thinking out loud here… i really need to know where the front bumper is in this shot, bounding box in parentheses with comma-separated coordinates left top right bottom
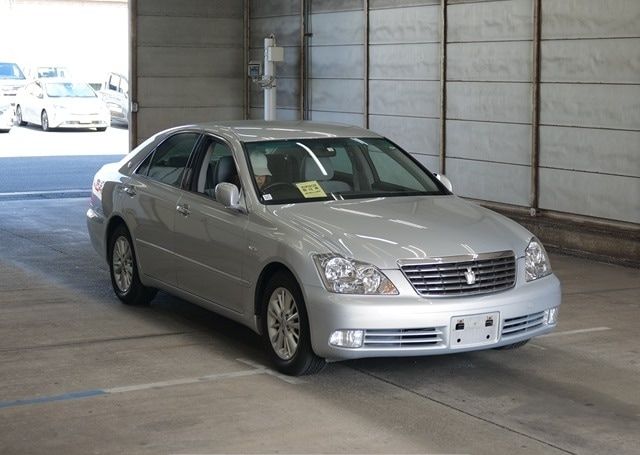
(304, 269, 561, 360)
(50, 111, 109, 129)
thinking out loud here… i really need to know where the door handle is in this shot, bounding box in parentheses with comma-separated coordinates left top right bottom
(121, 185, 136, 196)
(176, 204, 191, 217)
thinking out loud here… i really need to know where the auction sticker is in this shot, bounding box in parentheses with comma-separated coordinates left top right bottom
(295, 181, 327, 198)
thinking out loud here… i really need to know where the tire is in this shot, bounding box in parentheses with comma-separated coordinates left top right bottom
(97, 127, 107, 132)
(495, 339, 530, 350)
(261, 271, 325, 376)
(41, 110, 49, 131)
(108, 224, 156, 305)
(15, 105, 26, 126)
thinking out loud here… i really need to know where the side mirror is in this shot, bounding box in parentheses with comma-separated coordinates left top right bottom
(215, 182, 244, 212)
(434, 173, 453, 193)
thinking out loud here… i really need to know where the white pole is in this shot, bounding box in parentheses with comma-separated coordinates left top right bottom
(264, 36, 276, 121)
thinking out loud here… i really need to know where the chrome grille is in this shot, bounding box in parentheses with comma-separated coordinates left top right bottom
(399, 251, 516, 297)
(501, 311, 545, 337)
(364, 328, 444, 348)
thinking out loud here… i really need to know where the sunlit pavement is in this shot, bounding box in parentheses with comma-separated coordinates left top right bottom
(0, 123, 129, 157)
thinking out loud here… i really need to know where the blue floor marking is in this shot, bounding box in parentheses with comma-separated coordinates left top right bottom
(0, 389, 108, 410)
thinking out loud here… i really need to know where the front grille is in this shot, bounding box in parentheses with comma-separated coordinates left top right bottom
(399, 251, 516, 297)
(364, 328, 444, 348)
(501, 311, 545, 337)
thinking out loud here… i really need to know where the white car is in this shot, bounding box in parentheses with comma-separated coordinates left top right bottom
(0, 94, 13, 133)
(15, 79, 110, 131)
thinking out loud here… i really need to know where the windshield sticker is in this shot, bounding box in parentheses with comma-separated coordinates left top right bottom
(295, 181, 327, 199)
(263, 194, 273, 201)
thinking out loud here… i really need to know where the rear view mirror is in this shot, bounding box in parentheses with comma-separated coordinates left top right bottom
(215, 182, 244, 212)
(435, 173, 453, 193)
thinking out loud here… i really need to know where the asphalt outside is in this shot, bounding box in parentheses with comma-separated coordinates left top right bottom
(0, 126, 639, 454)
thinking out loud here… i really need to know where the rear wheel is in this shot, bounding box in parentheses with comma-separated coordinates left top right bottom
(108, 225, 156, 305)
(41, 110, 49, 131)
(15, 105, 26, 126)
(261, 271, 325, 376)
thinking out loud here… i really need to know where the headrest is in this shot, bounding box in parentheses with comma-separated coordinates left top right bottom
(304, 156, 334, 181)
(250, 152, 272, 176)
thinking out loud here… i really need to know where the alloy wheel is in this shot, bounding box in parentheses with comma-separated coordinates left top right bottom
(266, 287, 301, 360)
(112, 236, 134, 293)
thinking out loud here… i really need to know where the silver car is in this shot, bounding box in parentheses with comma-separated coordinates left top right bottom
(87, 121, 561, 375)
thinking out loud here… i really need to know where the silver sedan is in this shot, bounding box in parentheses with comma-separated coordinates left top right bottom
(87, 121, 561, 375)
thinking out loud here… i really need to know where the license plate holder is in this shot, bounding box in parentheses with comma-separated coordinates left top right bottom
(450, 312, 499, 348)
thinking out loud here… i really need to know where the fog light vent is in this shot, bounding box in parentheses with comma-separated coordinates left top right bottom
(329, 330, 364, 348)
(544, 307, 559, 325)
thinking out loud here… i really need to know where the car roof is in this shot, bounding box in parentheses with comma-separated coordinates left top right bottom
(199, 121, 383, 143)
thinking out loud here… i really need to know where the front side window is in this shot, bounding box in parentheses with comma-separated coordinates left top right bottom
(0, 62, 25, 79)
(196, 139, 238, 198)
(244, 137, 445, 204)
(139, 133, 200, 187)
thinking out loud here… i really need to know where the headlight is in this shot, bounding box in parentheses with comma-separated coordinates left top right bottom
(313, 254, 398, 295)
(525, 237, 551, 282)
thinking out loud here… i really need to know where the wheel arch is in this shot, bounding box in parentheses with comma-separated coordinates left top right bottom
(105, 215, 128, 259)
(254, 261, 299, 319)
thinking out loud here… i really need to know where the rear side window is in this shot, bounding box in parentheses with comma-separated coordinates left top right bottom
(138, 133, 200, 187)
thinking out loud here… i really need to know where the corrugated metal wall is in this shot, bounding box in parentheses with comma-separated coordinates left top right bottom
(134, 0, 244, 142)
(132, 0, 638, 226)
(248, 0, 639, 225)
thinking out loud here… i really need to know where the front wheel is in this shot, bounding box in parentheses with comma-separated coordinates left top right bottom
(261, 271, 325, 376)
(41, 110, 50, 131)
(108, 225, 156, 305)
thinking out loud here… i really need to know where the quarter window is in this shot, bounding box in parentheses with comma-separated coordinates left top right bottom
(140, 133, 199, 187)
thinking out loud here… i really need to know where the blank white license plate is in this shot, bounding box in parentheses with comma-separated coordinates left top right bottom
(450, 312, 499, 348)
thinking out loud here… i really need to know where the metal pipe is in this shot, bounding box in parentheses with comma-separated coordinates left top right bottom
(439, 0, 447, 175)
(264, 36, 276, 121)
(363, 0, 369, 128)
(243, 0, 250, 120)
(530, 0, 542, 215)
(300, 0, 306, 120)
(128, 0, 138, 149)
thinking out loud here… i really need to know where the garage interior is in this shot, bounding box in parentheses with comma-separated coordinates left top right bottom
(1, 0, 639, 454)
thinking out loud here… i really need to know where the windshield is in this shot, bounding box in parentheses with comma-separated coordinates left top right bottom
(244, 137, 447, 204)
(0, 62, 25, 80)
(45, 82, 96, 98)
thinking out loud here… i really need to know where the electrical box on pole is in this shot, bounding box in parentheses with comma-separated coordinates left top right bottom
(248, 34, 283, 121)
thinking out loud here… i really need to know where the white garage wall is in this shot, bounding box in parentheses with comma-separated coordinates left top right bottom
(134, 0, 245, 142)
(538, 0, 640, 224)
(368, 0, 441, 170)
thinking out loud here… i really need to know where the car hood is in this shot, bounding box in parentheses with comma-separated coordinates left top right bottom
(49, 97, 105, 112)
(270, 195, 533, 269)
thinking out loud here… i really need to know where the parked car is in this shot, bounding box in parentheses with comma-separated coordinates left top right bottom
(87, 121, 561, 375)
(25, 65, 71, 79)
(15, 78, 110, 131)
(0, 61, 27, 105)
(98, 72, 129, 126)
(0, 93, 13, 133)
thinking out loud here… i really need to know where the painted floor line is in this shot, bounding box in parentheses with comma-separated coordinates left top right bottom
(539, 326, 611, 338)
(0, 389, 107, 410)
(0, 366, 275, 411)
(236, 358, 305, 385)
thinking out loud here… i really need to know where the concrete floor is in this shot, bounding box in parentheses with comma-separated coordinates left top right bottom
(0, 198, 638, 455)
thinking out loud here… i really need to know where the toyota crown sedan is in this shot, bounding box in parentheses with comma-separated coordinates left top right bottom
(87, 121, 561, 375)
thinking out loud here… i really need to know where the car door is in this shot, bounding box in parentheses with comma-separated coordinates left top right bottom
(118, 131, 201, 287)
(173, 136, 249, 313)
(22, 82, 39, 123)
